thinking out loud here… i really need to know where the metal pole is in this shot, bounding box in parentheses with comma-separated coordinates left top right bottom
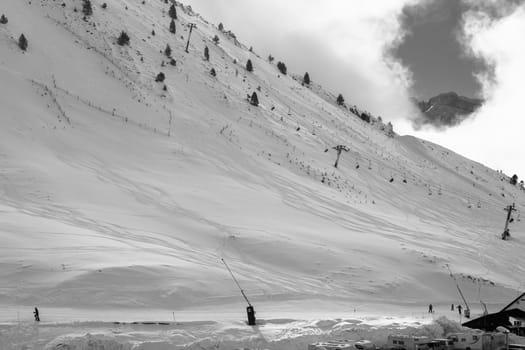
(502, 203, 516, 239)
(221, 258, 251, 306)
(447, 264, 470, 316)
(168, 112, 172, 137)
(185, 23, 194, 53)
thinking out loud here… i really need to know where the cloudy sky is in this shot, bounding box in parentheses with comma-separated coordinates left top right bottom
(185, 0, 525, 180)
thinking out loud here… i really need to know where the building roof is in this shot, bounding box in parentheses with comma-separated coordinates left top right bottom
(501, 292, 525, 312)
(463, 309, 525, 331)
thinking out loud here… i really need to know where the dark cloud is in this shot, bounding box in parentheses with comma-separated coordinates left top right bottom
(388, 0, 493, 129)
(464, 0, 525, 19)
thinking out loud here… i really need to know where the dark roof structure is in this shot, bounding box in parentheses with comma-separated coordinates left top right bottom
(463, 292, 525, 333)
(463, 309, 525, 331)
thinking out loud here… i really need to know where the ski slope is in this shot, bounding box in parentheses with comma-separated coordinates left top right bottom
(0, 0, 525, 348)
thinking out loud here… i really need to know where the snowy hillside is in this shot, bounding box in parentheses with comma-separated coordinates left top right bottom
(1, 0, 524, 334)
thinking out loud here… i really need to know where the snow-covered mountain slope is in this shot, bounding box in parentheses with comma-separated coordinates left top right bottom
(0, 0, 524, 319)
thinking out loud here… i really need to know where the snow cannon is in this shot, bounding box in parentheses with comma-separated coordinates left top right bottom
(247, 305, 256, 326)
(221, 258, 257, 326)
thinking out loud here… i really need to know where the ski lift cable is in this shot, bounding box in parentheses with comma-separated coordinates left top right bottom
(446, 264, 470, 312)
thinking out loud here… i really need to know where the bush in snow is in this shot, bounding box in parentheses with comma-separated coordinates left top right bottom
(169, 19, 176, 33)
(360, 112, 370, 123)
(18, 34, 28, 51)
(210, 68, 216, 77)
(246, 59, 253, 72)
(164, 44, 172, 57)
(212, 35, 219, 45)
(218, 22, 224, 31)
(155, 72, 166, 82)
(101, 3, 107, 9)
(277, 61, 287, 75)
(117, 31, 130, 46)
(510, 174, 518, 185)
(0, 14, 8, 24)
(336, 93, 344, 106)
(268, 54, 274, 63)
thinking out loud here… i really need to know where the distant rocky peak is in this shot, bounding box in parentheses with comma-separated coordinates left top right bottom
(414, 92, 483, 128)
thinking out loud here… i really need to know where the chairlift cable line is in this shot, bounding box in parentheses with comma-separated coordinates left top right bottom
(446, 263, 470, 316)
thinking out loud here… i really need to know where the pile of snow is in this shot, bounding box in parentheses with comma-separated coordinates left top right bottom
(1, 317, 467, 350)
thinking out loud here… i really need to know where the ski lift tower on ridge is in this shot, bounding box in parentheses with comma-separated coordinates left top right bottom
(185, 22, 196, 53)
(501, 203, 516, 240)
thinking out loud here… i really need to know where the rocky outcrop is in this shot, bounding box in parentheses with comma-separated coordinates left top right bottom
(415, 92, 483, 127)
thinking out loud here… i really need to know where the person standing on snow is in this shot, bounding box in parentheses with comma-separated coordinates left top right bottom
(34, 307, 40, 321)
(428, 304, 433, 313)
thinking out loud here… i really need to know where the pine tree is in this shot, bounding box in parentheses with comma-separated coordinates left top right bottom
(82, 0, 93, 16)
(117, 31, 130, 46)
(303, 72, 310, 85)
(385, 122, 395, 137)
(165, 44, 172, 57)
(18, 34, 28, 51)
(250, 92, 259, 106)
(218, 22, 224, 31)
(277, 61, 287, 75)
(268, 54, 274, 63)
(168, 4, 177, 19)
(336, 94, 345, 106)
(0, 14, 8, 24)
(169, 19, 176, 33)
(204, 46, 209, 61)
(246, 59, 253, 72)
(511, 174, 519, 185)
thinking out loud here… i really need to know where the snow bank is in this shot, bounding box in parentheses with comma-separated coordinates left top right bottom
(46, 334, 134, 350)
(27, 317, 466, 350)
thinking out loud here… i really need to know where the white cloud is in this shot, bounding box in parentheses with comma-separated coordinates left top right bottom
(398, 3, 525, 178)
